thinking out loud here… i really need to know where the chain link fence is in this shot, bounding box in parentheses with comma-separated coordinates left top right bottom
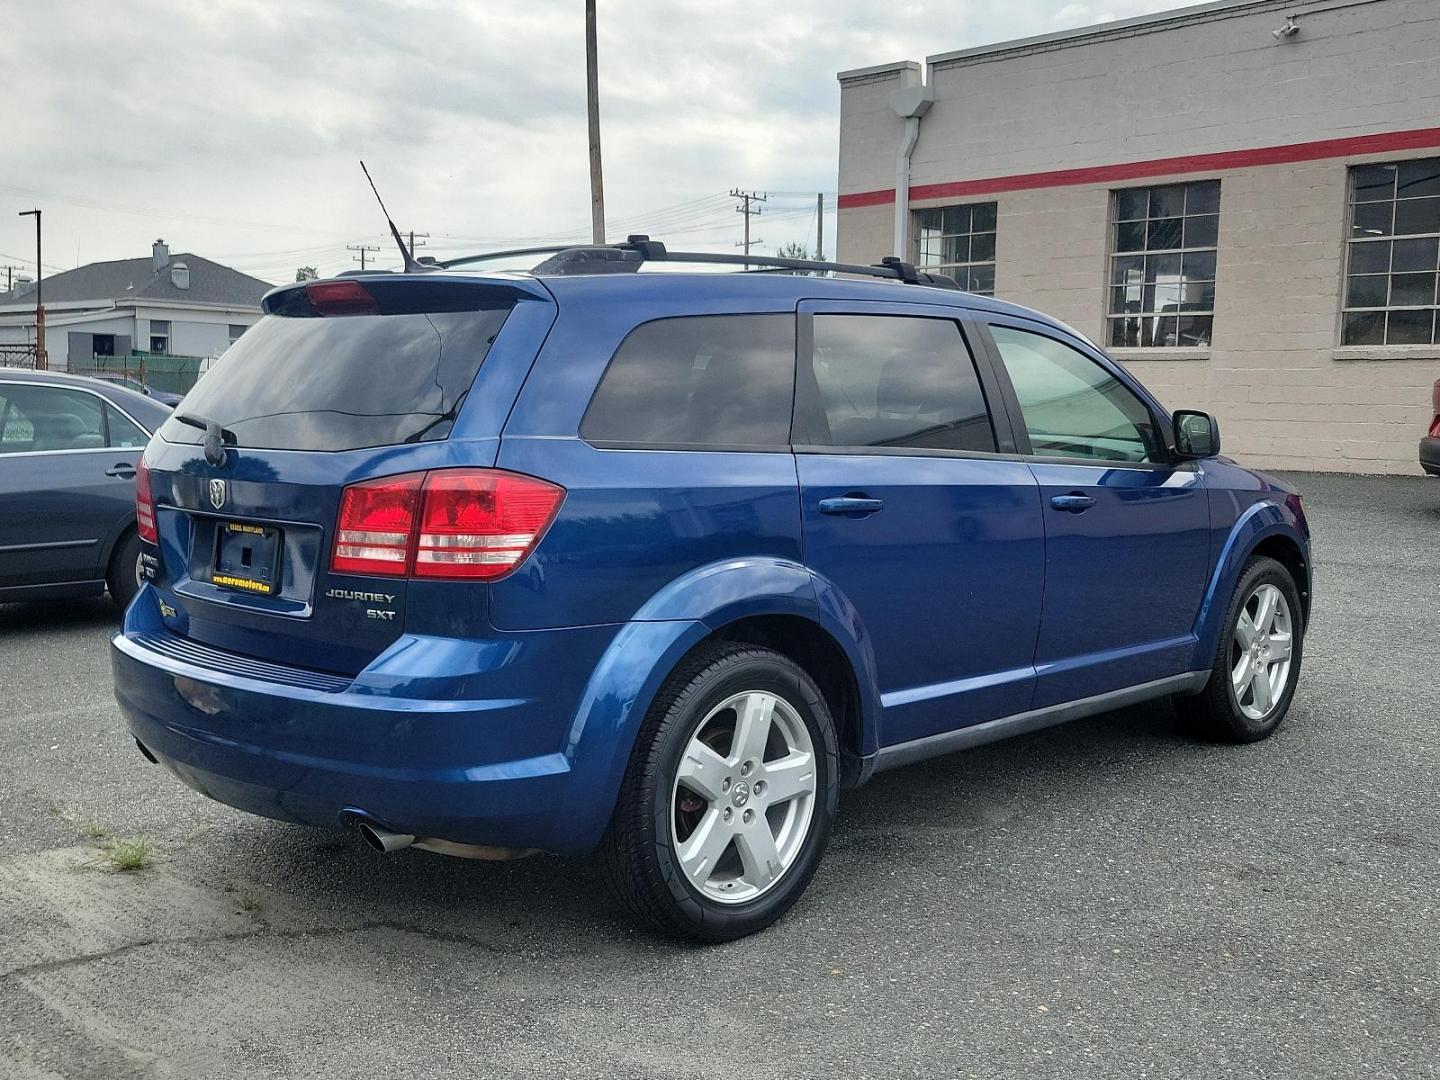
(66, 353, 207, 396)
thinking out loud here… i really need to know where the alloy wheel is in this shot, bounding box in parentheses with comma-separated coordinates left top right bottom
(669, 690, 817, 904)
(1230, 583, 1294, 721)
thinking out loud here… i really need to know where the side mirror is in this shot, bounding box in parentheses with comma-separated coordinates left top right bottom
(1173, 409, 1221, 459)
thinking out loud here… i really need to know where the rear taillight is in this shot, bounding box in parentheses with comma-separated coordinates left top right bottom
(415, 470, 565, 580)
(135, 457, 158, 543)
(329, 469, 563, 581)
(331, 472, 424, 577)
(1430, 379, 1440, 437)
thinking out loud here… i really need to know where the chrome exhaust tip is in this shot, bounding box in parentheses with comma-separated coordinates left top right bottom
(356, 821, 415, 854)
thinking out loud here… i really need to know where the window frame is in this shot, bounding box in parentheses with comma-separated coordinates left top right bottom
(1104, 179, 1221, 351)
(973, 315, 1182, 471)
(911, 202, 999, 296)
(0, 379, 154, 458)
(578, 312, 799, 454)
(791, 300, 1020, 460)
(1339, 156, 1440, 348)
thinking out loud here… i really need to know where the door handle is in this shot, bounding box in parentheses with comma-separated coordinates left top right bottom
(819, 495, 885, 516)
(105, 464, 137, 479)
(1049, 493, 1096, 513)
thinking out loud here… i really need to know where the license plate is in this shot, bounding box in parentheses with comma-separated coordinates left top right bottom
(211, 522, 282, 596)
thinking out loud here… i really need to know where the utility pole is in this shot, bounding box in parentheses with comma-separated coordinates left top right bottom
(0, 265, 20, 293)
(731, 190, 767, 268)
(347, 243, 381, 270)
(585, 0, 606, 244)
(407, 231, 429, 255)
(815, 193, 825, 262)
(17, 209, 45, 370)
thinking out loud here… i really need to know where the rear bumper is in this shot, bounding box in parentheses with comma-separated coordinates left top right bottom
(1421, 436, 1440, 477)
(111, 588, 651, 854)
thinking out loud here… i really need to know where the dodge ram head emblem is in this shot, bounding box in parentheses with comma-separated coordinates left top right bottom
(209, 478, 227, 510)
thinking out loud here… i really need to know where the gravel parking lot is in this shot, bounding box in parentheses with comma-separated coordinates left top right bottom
(2, 471, 1437, 1080)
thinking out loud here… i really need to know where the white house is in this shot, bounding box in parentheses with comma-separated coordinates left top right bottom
(0, 240, 272, 371)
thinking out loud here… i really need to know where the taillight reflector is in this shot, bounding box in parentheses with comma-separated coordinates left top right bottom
(135, 457, 158, 544)
(305, 279, 378, 317)
(331, 473, 424, 577)
(329, 469, 564, 581)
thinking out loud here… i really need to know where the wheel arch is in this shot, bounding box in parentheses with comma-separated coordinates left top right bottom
(1194, 500, 1311, 663)
(560, 558, 885, 850)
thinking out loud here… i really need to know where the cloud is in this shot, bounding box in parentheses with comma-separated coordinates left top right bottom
(0, 0, 1186, 281)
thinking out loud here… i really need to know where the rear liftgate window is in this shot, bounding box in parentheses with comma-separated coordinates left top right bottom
(158, 280, 514, 452)
(581, 314, 795, 450)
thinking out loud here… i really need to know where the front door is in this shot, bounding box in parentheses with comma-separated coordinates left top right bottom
(981, 320, 1211, 708)
(793, 302, 1044, 748)
(0, 381, 143, 590)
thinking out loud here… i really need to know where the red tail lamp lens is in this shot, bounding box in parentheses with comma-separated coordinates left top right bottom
(329, 469, 564, 581)
(135, 457, 158, 544)
(331, 472, 423, 576)
(414, 470, 565, 580)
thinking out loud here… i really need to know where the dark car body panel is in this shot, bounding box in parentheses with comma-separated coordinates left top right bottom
(0, 370, 170, 602)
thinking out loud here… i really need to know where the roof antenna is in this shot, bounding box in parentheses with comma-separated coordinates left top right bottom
(359, 161, 424, 273)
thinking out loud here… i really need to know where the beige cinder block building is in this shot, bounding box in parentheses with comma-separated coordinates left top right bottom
(836, 0, 1440, 474)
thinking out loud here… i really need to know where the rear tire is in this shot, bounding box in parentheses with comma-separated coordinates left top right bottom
(106, 529, 144, 610)
(600, 642, 839, 942)
(1175, 555, 1304, 743)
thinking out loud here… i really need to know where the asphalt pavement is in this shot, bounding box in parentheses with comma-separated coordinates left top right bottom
(1, 471, 1437, 1079)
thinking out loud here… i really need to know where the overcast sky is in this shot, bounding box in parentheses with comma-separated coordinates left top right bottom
(1, 0, 1184, 285)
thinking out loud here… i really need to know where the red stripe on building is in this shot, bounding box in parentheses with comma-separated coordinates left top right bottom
(837, 126, 1440, 209)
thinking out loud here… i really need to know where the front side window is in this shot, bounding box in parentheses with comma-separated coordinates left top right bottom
(581, 314, 795, 450)
(1342, 158, 1440, 345)
(913, 203, 997, 295)
(991, 325, 1162, 463)
(0, 384, 106, 453)
(1107, 180, 1219, 348)
(799, 315, 996, 453)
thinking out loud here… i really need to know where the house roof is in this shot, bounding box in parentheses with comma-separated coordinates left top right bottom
(0, 253, 272, 310)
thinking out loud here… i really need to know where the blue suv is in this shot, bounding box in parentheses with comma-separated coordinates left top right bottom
(111, 242, 1310, 940)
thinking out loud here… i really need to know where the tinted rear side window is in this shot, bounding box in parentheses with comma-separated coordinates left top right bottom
(799, 315, 996, 452)
(159, 306, 511, 452)
(581, 314, 795, 450)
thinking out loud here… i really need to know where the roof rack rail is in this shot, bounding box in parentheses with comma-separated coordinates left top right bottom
(433, 235, 960, 289)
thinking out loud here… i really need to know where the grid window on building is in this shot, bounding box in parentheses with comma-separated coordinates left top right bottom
(1342, 158, 1440, 346)
(914, 203, 997, 295)
(1106, 180, 1219, 348)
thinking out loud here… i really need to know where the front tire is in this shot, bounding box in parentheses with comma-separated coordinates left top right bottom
(106, 529, 144, 610)
(1176, 555, 1304, 742)
(600, 642, 839, 942)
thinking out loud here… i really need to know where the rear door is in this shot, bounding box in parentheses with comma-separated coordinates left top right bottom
(979, 318, 1210, 707)
(141, 276, 554, 675)
(793, 301, 1044, 748)
(0, 381, 142, 590)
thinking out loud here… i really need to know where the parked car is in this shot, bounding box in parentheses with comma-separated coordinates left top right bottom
(86, 372, 185, 408)
(1422, 377, 1440, 477)
(0, 370, 172, 607)
(111, 247, 1311, 941)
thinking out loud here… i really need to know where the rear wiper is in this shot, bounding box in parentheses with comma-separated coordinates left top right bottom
(174, 412, 237, 466)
